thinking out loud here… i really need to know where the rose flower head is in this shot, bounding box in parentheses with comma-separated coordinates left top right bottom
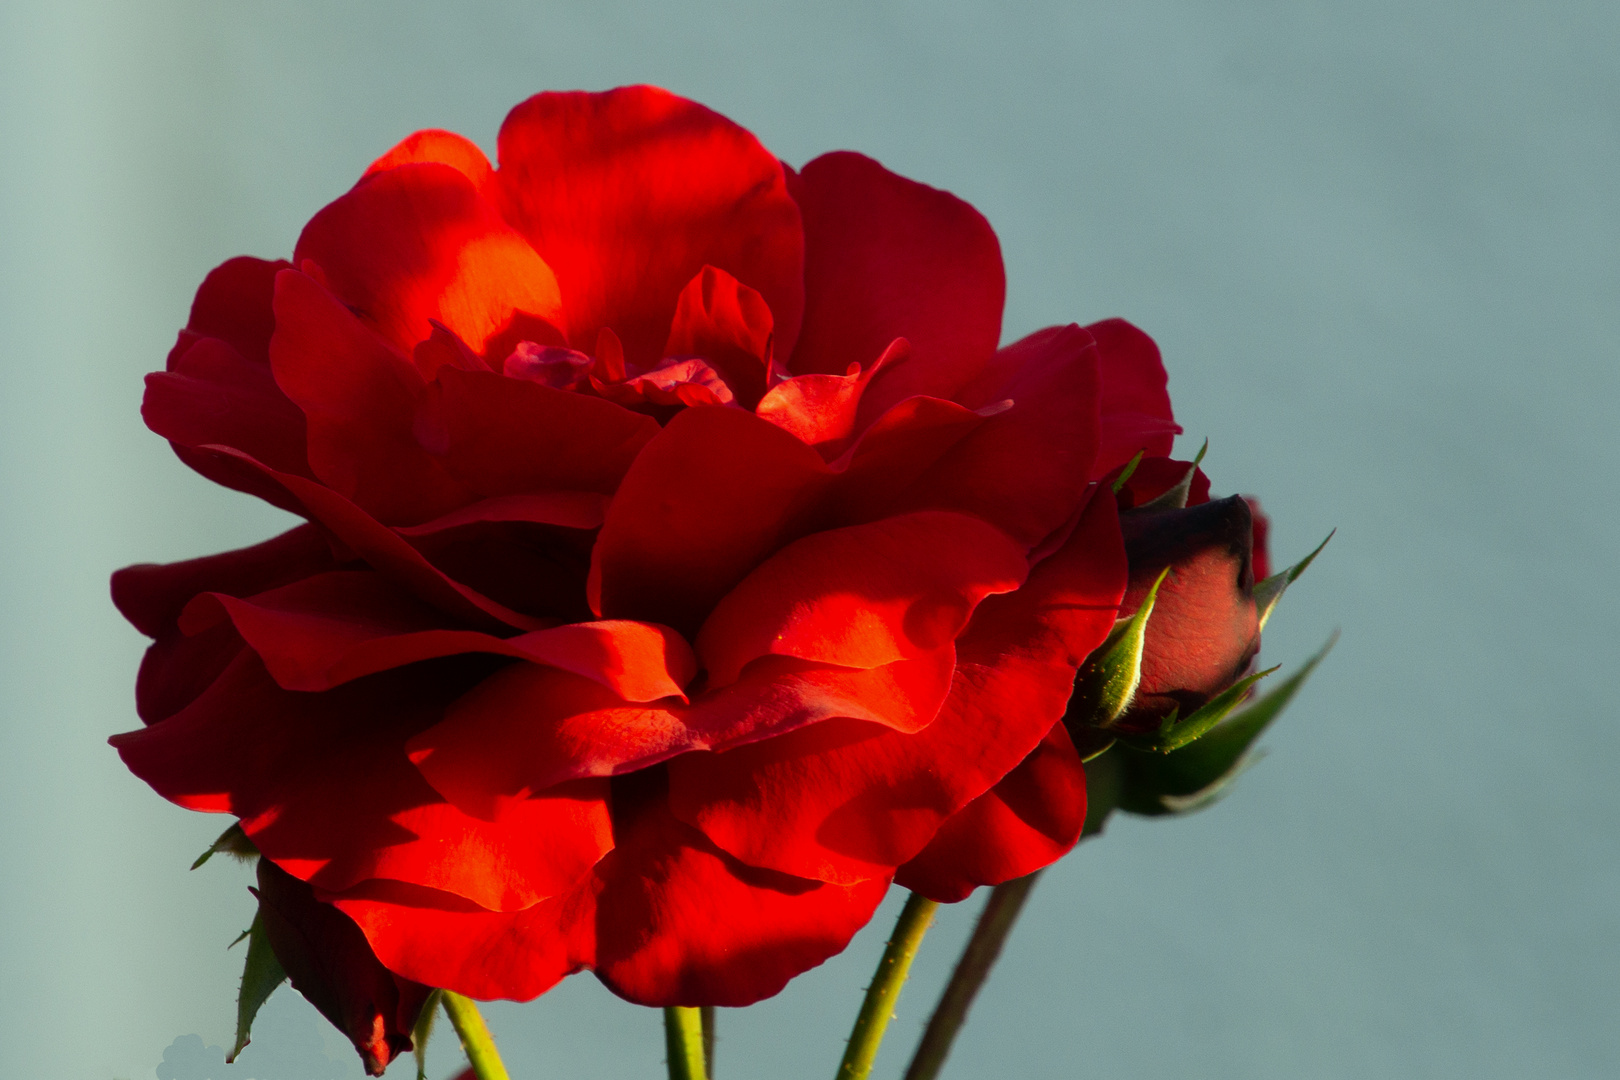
(111, 86, 1249, 1065)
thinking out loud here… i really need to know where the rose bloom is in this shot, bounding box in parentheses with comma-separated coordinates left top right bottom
(112, 86, 1213, 1037)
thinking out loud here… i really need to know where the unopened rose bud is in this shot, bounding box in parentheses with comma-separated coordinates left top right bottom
(253, 859, 434, 1076)
(1110, 493, 1262, 735)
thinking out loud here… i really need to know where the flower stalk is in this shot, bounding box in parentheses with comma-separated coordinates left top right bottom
(837, 891, 939, 1080)
(665, 1006, 709, 1080)
(441, 991, 511, 1080)
(903, 871, 1042, 1080)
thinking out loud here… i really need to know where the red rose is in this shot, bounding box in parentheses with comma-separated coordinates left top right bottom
(112, 86, 1183, 1011)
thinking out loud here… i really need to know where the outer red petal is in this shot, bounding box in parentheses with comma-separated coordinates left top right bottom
(695, 510, 1026, 686)
(255, 859, 432, 1077)
(113, 526, 338, 723)
(333, 877, 592, 1003)
(407, 649, 956, 815)
(332, 779, 888, 1008)
(898, 324, 1102, 547)
(789, 152, 1004, 418)
(667, 489, 1127, 885)
(894, 722, 1086, 903)
(296, 162, 563, 357)
(269, 270, 473, 524)
(111, 653, 612, 911)
(1088, 317, 1181, 475)
(177, 255, 291, 366)
(184, 445, 547, 633)
(591, 777, 889, 1007)
(494, 86, 804, 369)
(589, 405, 830, 632)
(184, 572, 692, 698)
(146, 337, 312, 479)
(363, 129, 495, 194)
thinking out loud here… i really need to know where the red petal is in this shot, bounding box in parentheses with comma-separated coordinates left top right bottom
(333, 876, 592, 1003)
(407, 649, 955, 815)
(364, 129, 494, 193)
(591, 778, 889, 1007)
(894, 722, 1086, 903)
(789, 152, 1004, 418)
(695, 510, 1026, 686)
(1088, 318, 1181, 475)
(111, 653, 612, 911)
(423, 367, 659, 497)
(145, 337, 312, 478)
(1117, 495, 1260, 731)
(589, 406, 830, 632)
(184, 445, 547, 632)
(254, 859, 432, 1076)
(756, 338, 906, 457)
(667, 488, 1125, 884)
(494, 86, 804, 369)
(897, 324, 1102, 547)
(112, 524, 334, 638)
(178, 256, 291, 366)
(296, 162, 563, 357)
(186, 572, 693, 697)
(332, 779, 887, 1007)
(664, 265, 775, 408)
(825, 395, 986, 525)
(269, 269, 473, 524)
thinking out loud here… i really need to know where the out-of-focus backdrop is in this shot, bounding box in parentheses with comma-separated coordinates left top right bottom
(3, 2, 1615, 1077)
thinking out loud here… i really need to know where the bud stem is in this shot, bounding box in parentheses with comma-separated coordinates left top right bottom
(665, 1006, 709, 1080)
(902, 871, 1043, 1080)
(837, 891, 939, 1080)
(442, 991, 511, 1080)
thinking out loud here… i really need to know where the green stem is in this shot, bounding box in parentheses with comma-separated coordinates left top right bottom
(902, 871, 1043, 1080)
(700, 1005, 716, 1076)
(837, 891, 939, 1080)
(441, 991, 511, 1080)
(665, 1006, 709, 1080)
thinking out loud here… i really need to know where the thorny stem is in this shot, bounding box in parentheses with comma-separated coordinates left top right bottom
(836, 891, 939, 1080)
(441, 991, 511, 1080)
(902, 871, 1043, 1080)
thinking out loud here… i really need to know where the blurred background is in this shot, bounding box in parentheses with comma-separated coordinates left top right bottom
(2, 2, 1615, 1077)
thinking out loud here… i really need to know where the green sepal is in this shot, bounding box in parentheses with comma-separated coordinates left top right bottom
(1254, 529, 1335, 632)
(413, 988, 445, 1080)
(228, 910, 287, 1063)
(1069, 568, 1170, 728)
(1134, 439, 1208, 512)
(1117, 632, 1335, 816)
(192, 822, 258, 870)
(1110, 450, 1146, 494)
(1119, 665, 1281, 754)
(1080, 634, 1334, 837)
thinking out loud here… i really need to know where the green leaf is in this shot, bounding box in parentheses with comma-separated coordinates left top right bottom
(1115, 632, 1336, 817)
(192, 822, 258, 870)
(1254, 529, 1335, 632)
(1120, 665, 1281, 754)
(1110, 450, 1146, 494)
(413, 988, 445, 1080)
(228, 911, 287, 1063)
(1069, 568, 1170, 728)
(1134, 439, 1208, 512)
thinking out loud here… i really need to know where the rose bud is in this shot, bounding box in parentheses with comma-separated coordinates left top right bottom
(253, 858, 433, 1076)
(1109, 492, 1263, 735)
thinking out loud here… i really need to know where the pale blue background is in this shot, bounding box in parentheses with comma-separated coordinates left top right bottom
(2, 2, 1615, 1077)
